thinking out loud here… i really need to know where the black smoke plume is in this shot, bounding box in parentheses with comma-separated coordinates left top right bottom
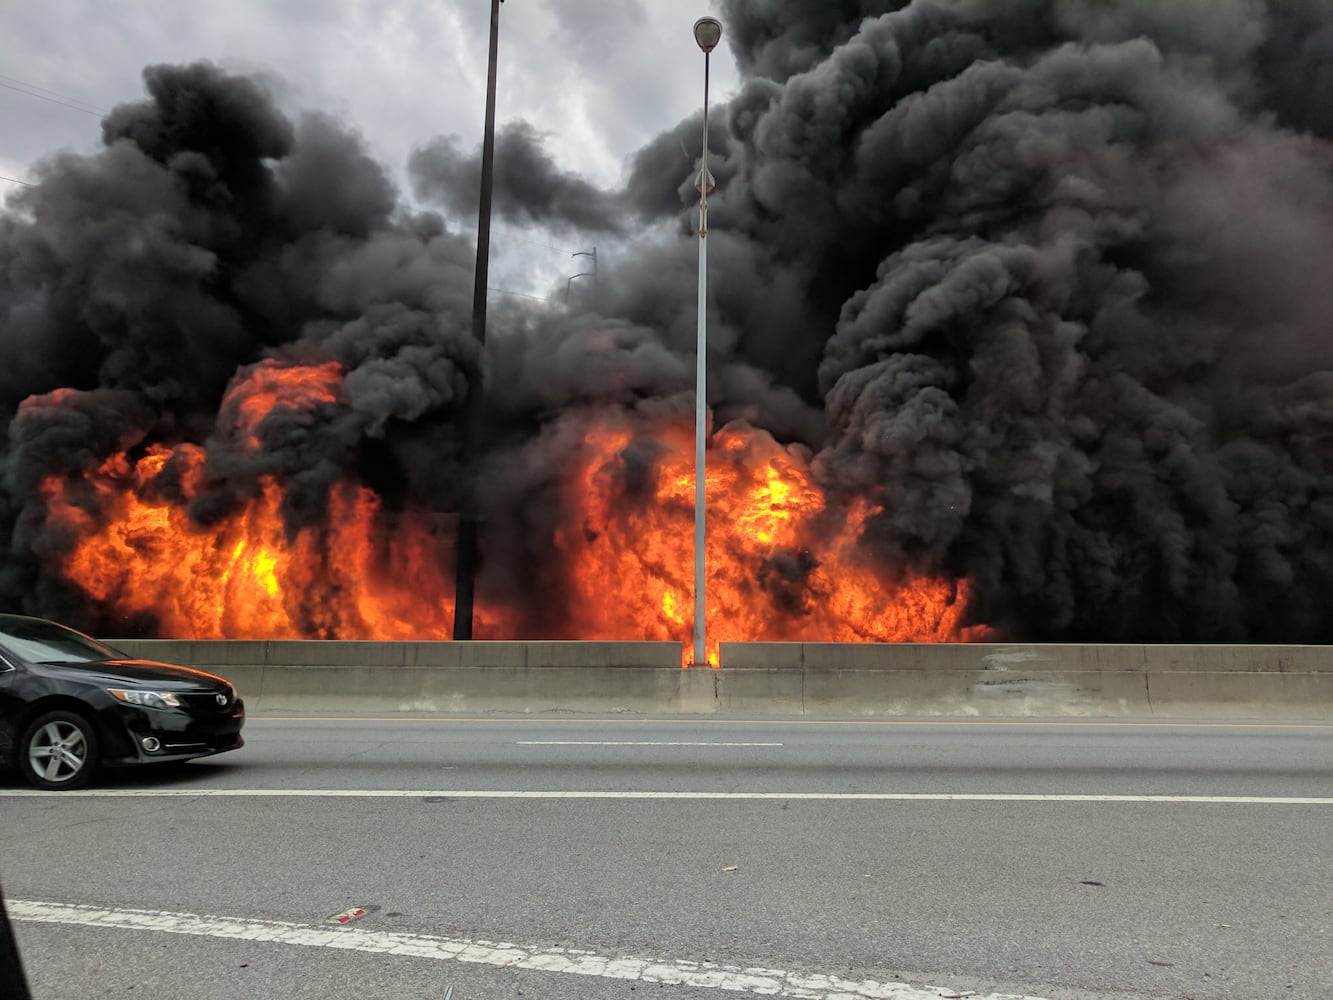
(410, 121, 627, 234)
(3, 2, 1333, 643)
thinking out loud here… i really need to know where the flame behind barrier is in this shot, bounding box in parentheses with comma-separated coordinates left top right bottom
(36, 362, 980, 663)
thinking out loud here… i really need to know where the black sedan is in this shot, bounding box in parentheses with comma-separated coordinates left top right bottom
(0, 614, 244, 790)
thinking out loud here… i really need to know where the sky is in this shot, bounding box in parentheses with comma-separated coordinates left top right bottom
(0, 0, 740, 297)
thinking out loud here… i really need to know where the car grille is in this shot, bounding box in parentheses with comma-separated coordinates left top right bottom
(180, 688, 236, 714)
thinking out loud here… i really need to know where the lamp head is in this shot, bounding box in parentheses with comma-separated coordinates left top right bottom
(693, 17, 722, 54)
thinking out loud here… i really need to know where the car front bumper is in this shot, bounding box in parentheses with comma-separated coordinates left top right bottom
(97, 698, 246, 766)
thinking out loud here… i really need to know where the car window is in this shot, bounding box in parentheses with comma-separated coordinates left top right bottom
(0, 621, 119, 664)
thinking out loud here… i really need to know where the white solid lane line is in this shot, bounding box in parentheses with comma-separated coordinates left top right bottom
(10, 898, 1049, 1000)
(247, 717, 1332, 728)
(1, 789, 1330, 802)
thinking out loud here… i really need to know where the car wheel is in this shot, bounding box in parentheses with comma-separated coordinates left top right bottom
(19, 710, 100, 790)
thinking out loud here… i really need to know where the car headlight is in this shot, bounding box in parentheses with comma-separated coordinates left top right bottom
(108, 688, 183, 709)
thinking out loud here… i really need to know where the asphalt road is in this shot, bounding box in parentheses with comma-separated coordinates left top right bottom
(1, 715, 1329, 1000)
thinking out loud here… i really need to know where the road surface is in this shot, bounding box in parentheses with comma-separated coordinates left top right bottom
(1, 715, 1329, 999)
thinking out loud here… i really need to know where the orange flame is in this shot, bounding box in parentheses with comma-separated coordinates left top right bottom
(42, 445, 478, 640)
(221, 359, 342, 449)
(36, 368, 984, 657)
(561, 417, 978, 664)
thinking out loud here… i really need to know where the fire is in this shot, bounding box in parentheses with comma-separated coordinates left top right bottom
(34, 367, 982, 658)
(561, 416, 977, 664)
(221, 359, 342, 449)
(36, 363, 479, 640)
(42, 444, 470, 640)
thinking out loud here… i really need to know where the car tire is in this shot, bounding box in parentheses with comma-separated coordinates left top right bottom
(19, 710, 100, 791)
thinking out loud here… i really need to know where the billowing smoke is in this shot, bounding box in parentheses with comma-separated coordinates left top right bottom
(3, 1, 1333, 643)
(410, 122, 627, 234)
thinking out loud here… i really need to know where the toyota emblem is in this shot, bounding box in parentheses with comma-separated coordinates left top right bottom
(215, 692, 228, 706)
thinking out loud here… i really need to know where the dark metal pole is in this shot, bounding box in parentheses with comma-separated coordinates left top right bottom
(453, 0, 503, 640)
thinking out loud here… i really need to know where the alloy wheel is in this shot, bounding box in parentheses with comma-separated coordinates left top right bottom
(27, 720, 90, 784)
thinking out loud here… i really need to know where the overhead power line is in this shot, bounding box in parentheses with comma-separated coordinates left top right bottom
(0, 78, 106, 117)
(489, 286, 557, 304)
(0, 175, 33, 187)
(0, 72, 106, 105)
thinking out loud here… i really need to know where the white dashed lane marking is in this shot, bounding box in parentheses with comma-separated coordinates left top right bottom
(515, 740, 784, 746)
(10, 899, 1049, 1000)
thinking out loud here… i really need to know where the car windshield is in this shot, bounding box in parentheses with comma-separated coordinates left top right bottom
(0, 620, 119, 664)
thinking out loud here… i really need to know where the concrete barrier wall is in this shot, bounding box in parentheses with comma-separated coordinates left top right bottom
(104, 640, 707, 714)
(102, 639, 1333, 720)
(718, 643, 1333, 719)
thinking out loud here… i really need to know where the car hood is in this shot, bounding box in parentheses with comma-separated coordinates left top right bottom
(35, 658, 232, 691)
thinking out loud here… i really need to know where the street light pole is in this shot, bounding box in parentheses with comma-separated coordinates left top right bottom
(453, 0, 503, 641)
(691, 16, 721, 667)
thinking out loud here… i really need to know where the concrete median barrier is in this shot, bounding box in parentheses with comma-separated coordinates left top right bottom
(104, 639, 706, 714)
(102, 638, 1332, 719)
(718, 642, 1333, 719)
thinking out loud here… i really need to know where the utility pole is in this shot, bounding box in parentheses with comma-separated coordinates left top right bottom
(566, 248, 597, 305)
(453, 0, 503, 640)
